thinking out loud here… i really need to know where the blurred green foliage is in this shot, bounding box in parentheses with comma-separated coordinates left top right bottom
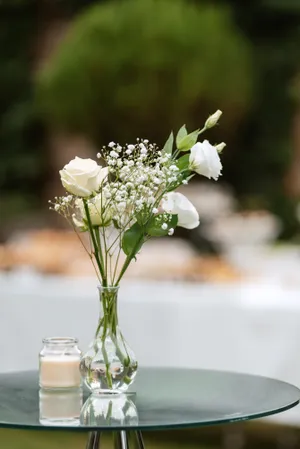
(0, 1, 42, 221)
(0, 0, 299, 239)
(215, 0, 300, 238)
(37, 0, 252, 146)
(0, 0, 97, 224)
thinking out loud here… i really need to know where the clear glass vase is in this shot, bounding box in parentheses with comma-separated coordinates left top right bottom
(80, 286, 138, 393)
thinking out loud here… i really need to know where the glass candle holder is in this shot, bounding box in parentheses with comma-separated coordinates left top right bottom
(39, 337, 81, 389)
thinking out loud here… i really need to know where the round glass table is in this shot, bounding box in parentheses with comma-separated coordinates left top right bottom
(0, 368, 299, 448)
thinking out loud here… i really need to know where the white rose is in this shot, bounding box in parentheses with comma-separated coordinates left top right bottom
(189, 140, 222, 180)
(74, 195, 112, 228)
(59, 157, 108, 197)
(161, 192, 199, 229)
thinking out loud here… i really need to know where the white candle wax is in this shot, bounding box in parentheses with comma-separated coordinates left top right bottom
(40, 356, 81, 388)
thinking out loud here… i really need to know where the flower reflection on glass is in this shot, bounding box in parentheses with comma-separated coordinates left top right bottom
(80, 393, 138, 427)
(39, 388, 83, 426)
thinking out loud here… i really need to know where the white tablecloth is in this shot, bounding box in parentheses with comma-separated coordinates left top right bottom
(1, 271, 300, 425)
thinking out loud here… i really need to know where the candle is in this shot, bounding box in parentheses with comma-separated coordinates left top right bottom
(39, 337, 81, 389)
(40, 356, 81, 388)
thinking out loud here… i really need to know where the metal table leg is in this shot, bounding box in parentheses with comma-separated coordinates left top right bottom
(135, 431, 145, 449)
(116, 430, 129, 449)
(86, 430, 145, 448)
(114, 431, 129, 449)
(86, 431, 101, 449)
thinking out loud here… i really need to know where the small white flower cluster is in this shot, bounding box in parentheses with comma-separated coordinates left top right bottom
(154, 212, 175, 235)
(96, 139, 183, 226)
(48, 195, 74, 214)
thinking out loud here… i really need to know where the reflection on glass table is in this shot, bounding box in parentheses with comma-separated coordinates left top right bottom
(39, 388, 83, 426)
(80, 393, 138, 427)
(0, 368, 299, 449)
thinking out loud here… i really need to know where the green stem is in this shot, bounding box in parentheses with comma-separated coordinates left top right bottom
(100, 189, 109, 283)
(83, 200, 107, 286)
(98, 294, 113, 388)
(102, 339, 113, 389)
(95, 226, 105, 269)
(114, 182, 177, 286)
(120, 332, 130, 365)
(100, 290, 131, 376)
(105, 401, 113, 423)
(95, 317, 104, 338)
(115, 234, 145, 285)
(109, 327, 130, 369)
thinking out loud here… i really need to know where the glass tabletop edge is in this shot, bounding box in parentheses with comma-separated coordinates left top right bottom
(0, 399, 298, 433)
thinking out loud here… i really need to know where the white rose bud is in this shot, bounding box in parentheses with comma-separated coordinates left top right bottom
(189, 140, 222, 180)
(59, 157, 108, 197)
(74, 195, 112, 228)
(161, 192, 199, 230)
(215, 142, 226, 153)
(204, 109, 222, 129)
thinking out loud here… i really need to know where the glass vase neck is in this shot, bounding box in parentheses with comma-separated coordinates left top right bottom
(96, 285, 119, 335)
(97, 286, 119, 304)
(97, 285, 119, 294)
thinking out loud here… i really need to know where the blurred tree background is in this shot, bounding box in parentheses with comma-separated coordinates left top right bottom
(0, 0, 299, 239)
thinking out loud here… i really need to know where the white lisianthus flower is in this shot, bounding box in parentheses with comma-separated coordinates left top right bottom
(59, 157, 108, 197)
(205, 109, 222, 129)
(74, 195, 112, 228)
(161, 192, 199, 229)
(189, 140, 222, 180)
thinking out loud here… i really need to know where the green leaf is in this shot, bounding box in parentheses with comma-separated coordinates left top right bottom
(176, 153, 190, 171)
(147, 214, 178, 237)
(136, 211, 148, 226)
(112, 219, 121, 229)
(164, 154, 192, 192)
(162, 131, 174, 155)
(122, 222, 145, 256)
(186, 173, 195, 182)
(176, 125, 187, 148)
(177, 129, 199, 151)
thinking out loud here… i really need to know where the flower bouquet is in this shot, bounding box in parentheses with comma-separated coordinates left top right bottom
(50, 110, 225, 393)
